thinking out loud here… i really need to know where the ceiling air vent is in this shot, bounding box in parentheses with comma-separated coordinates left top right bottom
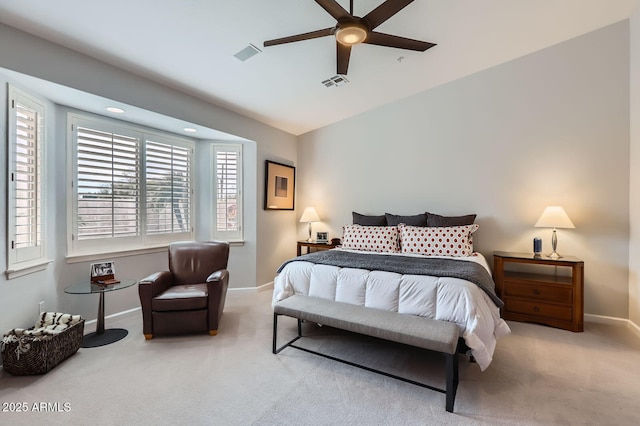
(321, 75, 349, 88)
(234, 44, 262, 62)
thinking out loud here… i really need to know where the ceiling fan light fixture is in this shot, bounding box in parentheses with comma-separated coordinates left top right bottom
(262, 0, 435, 75)
(335, 23, 368, 45)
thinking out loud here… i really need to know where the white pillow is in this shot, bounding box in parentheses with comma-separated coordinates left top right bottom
(341, 224, 399, 253)
(398, 223, 479, 257)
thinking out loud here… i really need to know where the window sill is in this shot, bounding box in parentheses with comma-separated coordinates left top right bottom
(6, 259, 53, 280)
(66, 245, 168, 264)
(67, 241, 245, 264)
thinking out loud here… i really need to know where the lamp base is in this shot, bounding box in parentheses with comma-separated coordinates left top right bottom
(548, 229, 562, 258)
(547, 251, 562, 259)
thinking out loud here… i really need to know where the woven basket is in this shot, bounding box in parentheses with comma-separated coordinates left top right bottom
(1, 319, 84, 375)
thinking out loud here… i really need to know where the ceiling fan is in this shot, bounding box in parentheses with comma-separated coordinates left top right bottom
(263, 0, 436, 75)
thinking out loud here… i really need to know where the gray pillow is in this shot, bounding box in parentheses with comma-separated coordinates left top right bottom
(352, 212, 387, 226)
(426, 212, 477, 227)
(385, 213, 427, 227)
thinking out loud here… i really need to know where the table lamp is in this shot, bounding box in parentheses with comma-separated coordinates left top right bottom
(534, 206, 575, 259)
(300, 207, 320, 242)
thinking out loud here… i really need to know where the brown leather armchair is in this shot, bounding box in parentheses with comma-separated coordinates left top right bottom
(138, 241, 230, 340)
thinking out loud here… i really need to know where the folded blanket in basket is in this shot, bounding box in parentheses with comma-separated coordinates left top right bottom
(2, 312, 83, 342)
(1, 313, 84, 371)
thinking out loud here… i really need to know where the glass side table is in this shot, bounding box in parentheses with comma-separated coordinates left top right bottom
(64, 279, 137, 348)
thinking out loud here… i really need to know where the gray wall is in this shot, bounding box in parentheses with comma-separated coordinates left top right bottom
(0, 23, 298, 333)
(630, 9, 640, 327)
(297, 21, 631, 319)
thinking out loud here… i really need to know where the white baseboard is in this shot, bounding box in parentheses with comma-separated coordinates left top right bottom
(84, 306, 141, 326)
(585, 313, 640, 340)
(228, 281, 274, 293)
(584, 313, 629, 326)
(627, 319, 640, 339)
(82, 283, 273, 327)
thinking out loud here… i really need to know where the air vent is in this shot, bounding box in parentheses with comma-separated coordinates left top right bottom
(234, 44, 262, 62)
(321, 75, 349, 88)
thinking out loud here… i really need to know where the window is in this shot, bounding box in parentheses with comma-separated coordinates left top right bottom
(7, 86, 47, 277)
(212, 144, 243, 242)
(69, 115, 194, 256)
(145, 137, 192, 237)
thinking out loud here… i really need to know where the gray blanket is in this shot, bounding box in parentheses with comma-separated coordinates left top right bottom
(277, 250, 503, 308)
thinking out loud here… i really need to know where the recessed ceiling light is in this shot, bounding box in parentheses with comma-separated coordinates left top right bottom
(183, 127, 197, 133)
(106, 107, 125, 113)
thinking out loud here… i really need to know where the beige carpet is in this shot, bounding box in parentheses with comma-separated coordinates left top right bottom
(1, 289, 639, 425)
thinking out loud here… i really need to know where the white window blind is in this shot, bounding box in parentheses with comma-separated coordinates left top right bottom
(213, 144, 243, 241)
(76, 126, 140, 240)
(14, 103, 41, 248)
(7, 86, 47, 275)
(69, 115, 194, 256)
(146, 140, 192, 235)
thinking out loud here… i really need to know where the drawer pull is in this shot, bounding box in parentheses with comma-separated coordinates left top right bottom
(532, 289, 541, 295)
(533, 306, 540, 313)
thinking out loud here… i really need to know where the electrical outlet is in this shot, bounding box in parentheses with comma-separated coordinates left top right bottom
(39, 300, 45, 314)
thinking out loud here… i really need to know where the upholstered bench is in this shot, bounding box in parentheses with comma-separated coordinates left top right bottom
(272, 295, 461, 412)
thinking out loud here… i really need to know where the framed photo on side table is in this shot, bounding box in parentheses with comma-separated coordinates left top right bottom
(264, 160, 295, 210)
(90, 261, 119, 285)
(316, 232, 328, 243)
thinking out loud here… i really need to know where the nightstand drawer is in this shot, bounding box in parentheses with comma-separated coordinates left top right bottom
(503, 281, 573, 304)
(504, 299, 573, 321)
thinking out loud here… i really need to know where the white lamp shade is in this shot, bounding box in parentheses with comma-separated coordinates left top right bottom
(299, 206, 320, 223)
(534, 206, 575, 229)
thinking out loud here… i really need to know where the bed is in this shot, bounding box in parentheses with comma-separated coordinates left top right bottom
(272, 218, 511, 371)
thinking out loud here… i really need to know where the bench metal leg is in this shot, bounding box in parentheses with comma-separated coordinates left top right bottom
(273, 313, 460, 413)
(273, 313, 303, 354)
(445, 352, 459, 413)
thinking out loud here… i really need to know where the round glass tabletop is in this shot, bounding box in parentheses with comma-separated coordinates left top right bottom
(64, 279, 137, 294)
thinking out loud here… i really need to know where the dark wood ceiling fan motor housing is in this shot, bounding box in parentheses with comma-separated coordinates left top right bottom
(263, 0, 436, 75)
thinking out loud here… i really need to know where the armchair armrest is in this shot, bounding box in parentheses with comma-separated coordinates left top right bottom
(138, 271, 174, 338)
(139, 271, 174, 298)
(206, 269, 228, 283)
(206, 269, 229, 332)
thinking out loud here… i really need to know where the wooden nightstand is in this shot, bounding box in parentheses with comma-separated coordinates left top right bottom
(493, 251, 584, 332)
(297, 241, 334, 256)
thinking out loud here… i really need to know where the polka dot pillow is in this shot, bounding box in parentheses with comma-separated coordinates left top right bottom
(341, 225, 399, 253)
(398, 223, 479, 257)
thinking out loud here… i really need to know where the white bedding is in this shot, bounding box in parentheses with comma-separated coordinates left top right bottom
(273, 249, 511, 370)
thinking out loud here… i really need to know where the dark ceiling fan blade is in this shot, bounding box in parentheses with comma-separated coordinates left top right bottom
(315, 0, 351, 21)
(364, 31, 436, 51)
(363, 0, 414, 30)
(336, 41, 352, 75)
(264, 27, 334, 47)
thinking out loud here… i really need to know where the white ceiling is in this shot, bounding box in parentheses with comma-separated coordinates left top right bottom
(0, 0, 637, 136)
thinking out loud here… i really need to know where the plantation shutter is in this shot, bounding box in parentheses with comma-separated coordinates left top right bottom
(13, 102, 41, 250)
(145, 140, 192, 235)
(69, 114, 195, 257)
(213, 144, 242, 241)
(75, 126, 140, 240)
(8, 87, 47, 271)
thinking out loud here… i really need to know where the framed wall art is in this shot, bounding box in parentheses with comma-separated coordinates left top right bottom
(264, 160, 295, 210)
